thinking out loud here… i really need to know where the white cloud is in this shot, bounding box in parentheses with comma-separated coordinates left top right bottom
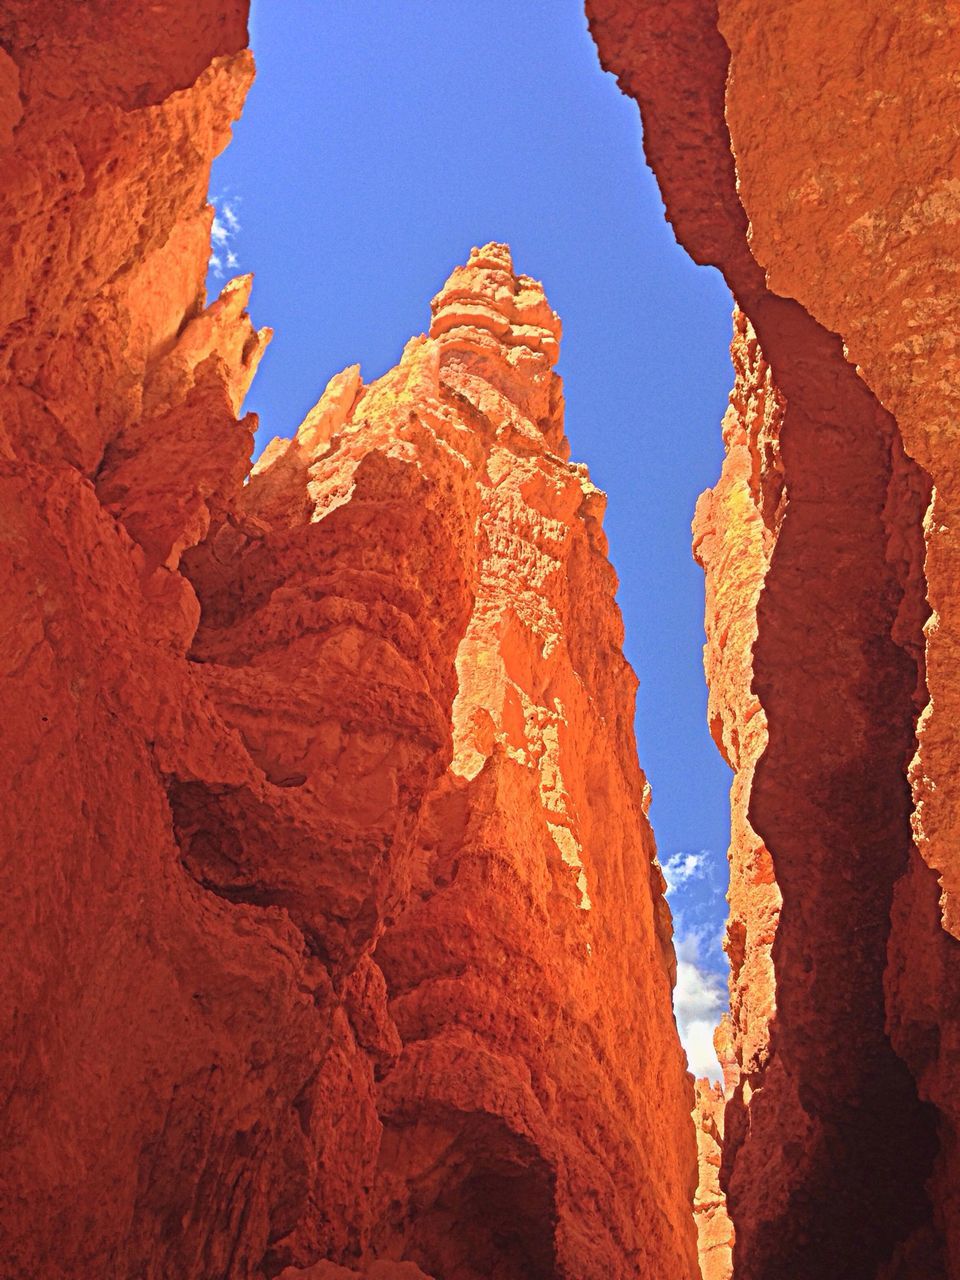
(658, 849, 728, 1081)
(661, 849, 709, 895)
(209, 196, 241, 278)
(673, 926, 726, 1083)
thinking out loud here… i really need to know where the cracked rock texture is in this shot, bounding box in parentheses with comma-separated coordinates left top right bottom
(588, 2, 960, 1278)
(0, 6, 697, 1276)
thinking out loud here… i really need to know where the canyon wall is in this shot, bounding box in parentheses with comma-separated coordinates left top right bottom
(6, 2, 958, 1277)
(587, 2, 960, 1278)
(0, 6, 698, 1276)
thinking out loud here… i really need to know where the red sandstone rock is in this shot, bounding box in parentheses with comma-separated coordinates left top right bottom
(693, 309, 781, 1101)
(717, 0, 960, 937)
(362, 244, 697, 1276)
(0, 5, 698, 1272)
(11, 4, 957, 1278)
(193, 240, 699, 1277)
(693, 1080, 733, 1280)
(588, 3, 960, 1278)
(691, 1019, 737, 1280)
(713, 10, 960, 1272)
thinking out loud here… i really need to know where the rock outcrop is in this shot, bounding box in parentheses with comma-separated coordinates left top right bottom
(0, 7, 698, 1274)
(588, 3, 960, 1278)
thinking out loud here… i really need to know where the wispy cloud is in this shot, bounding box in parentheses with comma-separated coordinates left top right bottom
(660, 848, 728, 1082)
(673, 926, 726, 1081)
(662, 849, 710, 895)
(209, 195, 241, 278)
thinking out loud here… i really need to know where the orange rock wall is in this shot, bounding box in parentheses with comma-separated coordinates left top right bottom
(693, 1073, 733, 1280)
(0, 7, 698, 1277)
(693, 309, 781, 1105)
(588, 3, 960, 1278)
(9, 4, 956, 1277)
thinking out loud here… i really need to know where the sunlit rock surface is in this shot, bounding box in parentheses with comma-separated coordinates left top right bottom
(189, 240, 700, 1278)
(0, 6, 697, 1273)
(692, 1017, 737, 1280)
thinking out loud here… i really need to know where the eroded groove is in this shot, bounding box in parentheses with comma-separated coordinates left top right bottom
(729, 297, 940, 1279)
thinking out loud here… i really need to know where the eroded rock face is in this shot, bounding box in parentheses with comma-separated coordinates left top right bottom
(13, 3, 956, 1276)
(0, 6, 698, 1273)
(588, 3, 960, 1278)
(186, 240, 700, 1279)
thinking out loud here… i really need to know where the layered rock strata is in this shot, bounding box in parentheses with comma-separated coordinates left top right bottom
(588, 3, 960, 1278)
(0, 6, 698, 1273)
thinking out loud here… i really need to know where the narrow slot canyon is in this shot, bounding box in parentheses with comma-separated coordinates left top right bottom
(2, 3, 959, 1280)
(589, 2, 960, 1274)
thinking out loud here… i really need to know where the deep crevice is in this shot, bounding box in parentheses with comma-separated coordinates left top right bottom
(729, 294, 941, 1280)
(587, 2, 947, 1273)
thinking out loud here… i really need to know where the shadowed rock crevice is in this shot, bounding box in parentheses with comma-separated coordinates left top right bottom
(733, 300, 940, 1279)
(588, 2, 959, 1277)
(373, 1114, 559, 1280)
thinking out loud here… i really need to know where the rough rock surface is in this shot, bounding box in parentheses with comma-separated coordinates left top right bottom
(10, 3, 959, 1278)
(693, 309, 781, 1109)
(0, 6, 698, 1274)
(588, 3, 960, 1278)
(185, 241, 699, 1279)
(691, 1019, 736, 1280)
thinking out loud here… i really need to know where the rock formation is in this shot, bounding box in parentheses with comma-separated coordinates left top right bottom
(0, 6, 698, 1274)
(692, 1018, 736, 1280)
(6, 2, 960, 1278)
(588, 2, 960, 1277)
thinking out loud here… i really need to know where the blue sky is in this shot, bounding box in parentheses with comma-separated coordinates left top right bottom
(208, 0, 733, 1079)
